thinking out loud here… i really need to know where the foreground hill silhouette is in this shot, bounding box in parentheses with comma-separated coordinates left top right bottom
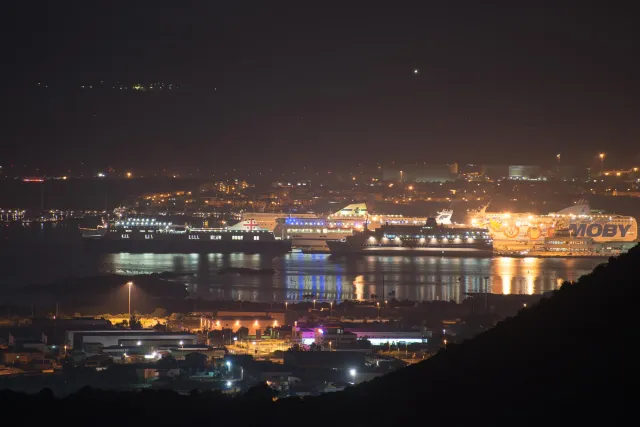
(2, 246, 638, 426)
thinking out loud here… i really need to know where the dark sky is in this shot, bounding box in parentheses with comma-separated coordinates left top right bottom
(4, 2, 640, 174)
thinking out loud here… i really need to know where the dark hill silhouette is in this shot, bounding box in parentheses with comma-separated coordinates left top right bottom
(1, 245, 638, 425)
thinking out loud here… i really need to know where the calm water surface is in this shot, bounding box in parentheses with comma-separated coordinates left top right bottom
(101, 252, 602, 303)
(0, 222, 605, 302)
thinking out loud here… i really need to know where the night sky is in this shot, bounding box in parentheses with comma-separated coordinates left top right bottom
(5, 2, 639, 174)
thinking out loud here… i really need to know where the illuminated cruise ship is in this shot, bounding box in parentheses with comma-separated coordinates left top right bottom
(240, 211, 318, 233)
(272, 203, 454, 252)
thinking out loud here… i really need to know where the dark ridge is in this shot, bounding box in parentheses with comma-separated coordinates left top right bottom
(1, 245, 638, 425)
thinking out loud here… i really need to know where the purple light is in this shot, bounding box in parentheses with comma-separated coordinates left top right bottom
(317, 329, 323, 334)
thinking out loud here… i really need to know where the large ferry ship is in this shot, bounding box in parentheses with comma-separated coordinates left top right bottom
(328, 203, 453, 228)
(240, 211, 318, 232)
(80, 217, 291, 254)
(467, 200, 637, 254)
(326, 218, 493, 256)
(243, 203, 453, 233)
(272, 203, 454, 252)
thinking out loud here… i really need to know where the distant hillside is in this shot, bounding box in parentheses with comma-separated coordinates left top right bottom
(2, 245, 638, 425)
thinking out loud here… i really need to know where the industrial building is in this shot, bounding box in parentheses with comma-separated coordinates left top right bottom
(65, 330, 197, 350)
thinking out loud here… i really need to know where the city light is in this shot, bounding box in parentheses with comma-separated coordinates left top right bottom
(349, 368, 357, 377)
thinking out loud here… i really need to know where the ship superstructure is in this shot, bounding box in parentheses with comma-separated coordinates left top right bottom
(271, 203, 454, 252)
(326, 218, 493, 256)
(240, 211, 318, 232)
(80, 217, 291, 254)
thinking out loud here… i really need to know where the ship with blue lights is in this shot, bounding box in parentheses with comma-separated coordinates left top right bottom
(272, 203, 454, 252)
(80, 217, 291, 254)
(274, 217, 355, 252)
(326, 218, 493, 256)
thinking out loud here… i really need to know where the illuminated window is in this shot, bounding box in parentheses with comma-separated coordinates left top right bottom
(232, 235, 243, 240)
(253, 236, 260, 241)
(210, 235, 222, 240)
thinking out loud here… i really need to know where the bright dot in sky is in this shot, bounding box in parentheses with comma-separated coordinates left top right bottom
(414, 69, 419, 74)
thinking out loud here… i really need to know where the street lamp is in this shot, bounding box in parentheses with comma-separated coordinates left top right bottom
(284, 301, 288, 312)
(599, 153, 605, 170)
(126, 281, 133, 325)
(330, 301, 333, 317)
(226, 361, 231, 371)
(556, 153, 561, 172)
(329, 341, 332, 351)
(313, 299, 316, 310)
(376, 302, 380, 318)
(443, 339, 447, 349)
(349, 368, 357, 383)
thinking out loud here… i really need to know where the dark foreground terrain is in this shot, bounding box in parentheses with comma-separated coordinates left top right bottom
(2, 245, 638, 426)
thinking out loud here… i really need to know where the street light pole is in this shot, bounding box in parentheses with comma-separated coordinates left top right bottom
(127, 281, 133, 326)
(330, 301, 333, 317)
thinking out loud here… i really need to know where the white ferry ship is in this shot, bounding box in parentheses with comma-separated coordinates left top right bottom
(272, 203, 454, 252)
(240, 210, 318, 232)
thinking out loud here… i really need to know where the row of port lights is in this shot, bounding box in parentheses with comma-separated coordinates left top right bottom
(371, 235, 488, 243)
(116, 219, 173, 226)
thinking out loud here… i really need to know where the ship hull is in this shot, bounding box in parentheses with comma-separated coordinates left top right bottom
(83, 238, 292, 255)
(327, 241, 493, 257)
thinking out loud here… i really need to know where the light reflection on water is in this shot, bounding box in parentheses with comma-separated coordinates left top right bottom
(99, 253, 604, 303)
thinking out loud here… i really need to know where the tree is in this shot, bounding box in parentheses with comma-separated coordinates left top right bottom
(184, 353, 208, 373)
(242, 382, 277, 402)
(356, 339, 372, 349)
(129, 315, 142, 329)
(288, 344, 303, 352)
(208, 330, 224, 346)
(236, 326, 249, 340)
(309, 343, 322, 351)
(115, 319, 129, 329)
(153, 321, 166, 332)
(156, 355, 178, 370)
